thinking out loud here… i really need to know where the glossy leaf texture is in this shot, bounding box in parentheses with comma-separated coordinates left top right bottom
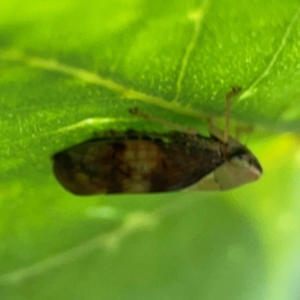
(1, 1, 300, 300)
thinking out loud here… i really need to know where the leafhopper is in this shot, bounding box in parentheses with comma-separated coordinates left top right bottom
(52, 88, 262, 194)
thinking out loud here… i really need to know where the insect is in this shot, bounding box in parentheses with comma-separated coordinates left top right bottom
(52, 88, 262, 195)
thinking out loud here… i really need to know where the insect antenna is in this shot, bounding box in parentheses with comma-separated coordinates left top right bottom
(234, 124, 254, 146)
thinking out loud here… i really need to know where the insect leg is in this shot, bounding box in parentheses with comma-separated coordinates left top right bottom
(129, 107, 198, 135)
(208, 87, 242, 143)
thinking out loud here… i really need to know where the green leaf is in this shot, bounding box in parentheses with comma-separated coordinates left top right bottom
(1, 0, 300, 299)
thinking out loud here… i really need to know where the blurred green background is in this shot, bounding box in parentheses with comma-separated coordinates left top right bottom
(1, 0, 300, 299)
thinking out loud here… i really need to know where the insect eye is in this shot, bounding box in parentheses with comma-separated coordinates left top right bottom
(229, 148, 248, 159)
(228, 148, 252, 168)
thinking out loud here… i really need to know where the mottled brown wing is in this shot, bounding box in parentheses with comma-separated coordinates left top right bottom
(52, 137, 224, 195)
(148, 139, 223, 192)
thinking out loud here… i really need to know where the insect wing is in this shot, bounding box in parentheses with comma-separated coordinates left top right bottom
(52, 135, 224, 195)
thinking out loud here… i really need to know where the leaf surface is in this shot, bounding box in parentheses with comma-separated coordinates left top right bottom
(1, 1, 300, 299)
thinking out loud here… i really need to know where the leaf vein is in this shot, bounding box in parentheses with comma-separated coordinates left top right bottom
(0, 211, 158, 285)
(173, 0, 210, 102)
(0, 49, 205, 119)
(238, 5, 300, 101)
(0, 196, 198, 285)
